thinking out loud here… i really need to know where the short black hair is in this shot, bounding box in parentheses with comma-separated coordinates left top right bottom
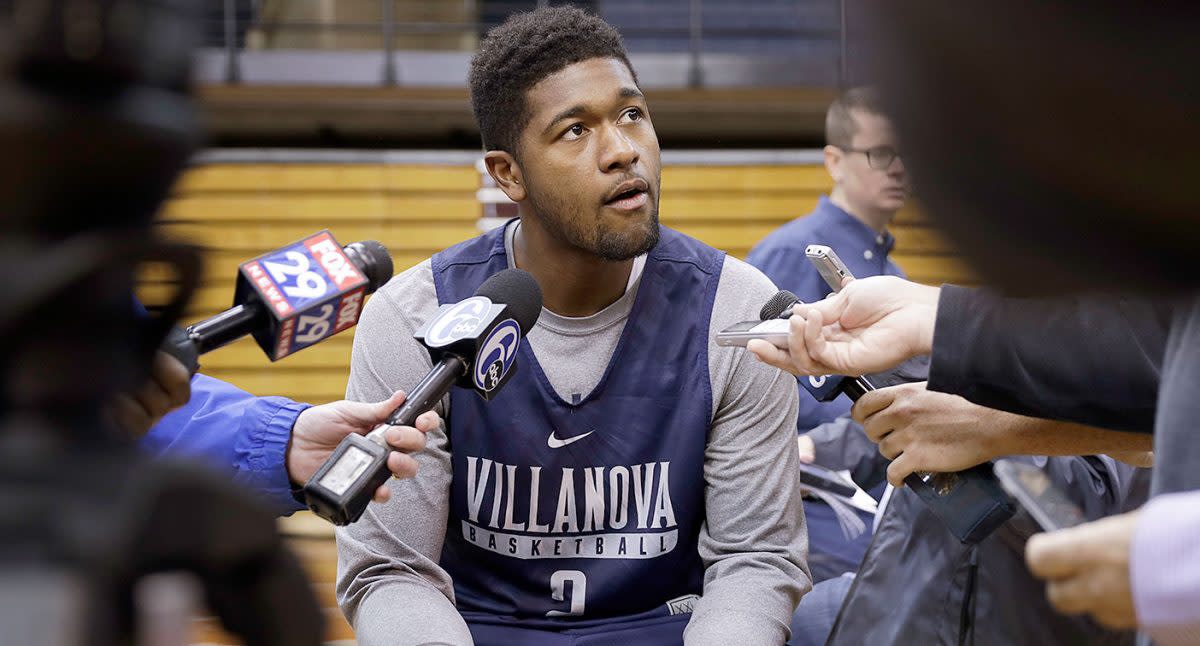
(468, 6, 637, 154)
(825, 86, 887, 148)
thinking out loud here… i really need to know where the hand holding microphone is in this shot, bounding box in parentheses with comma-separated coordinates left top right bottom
(142, 231, 441, 501)
(759, 287, 1015, 543)
(287, 390, 440, 504)
(853, 381, 1015, 487)
(747, 275, 940, 378)
(115, 232, 395, 439)
(747, 246, 1015, 544)
(108, 350, 193, 437)
(303, 268, 543, 526)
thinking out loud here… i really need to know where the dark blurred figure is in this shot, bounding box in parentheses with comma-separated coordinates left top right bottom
(860, 1, 1200, 296)
(0, 2, 320, 644)
(751, 3, 1200, 640)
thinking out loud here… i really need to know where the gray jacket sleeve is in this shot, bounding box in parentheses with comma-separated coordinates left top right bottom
(334, 261, 473, 646)
(684, 257, 812, 646)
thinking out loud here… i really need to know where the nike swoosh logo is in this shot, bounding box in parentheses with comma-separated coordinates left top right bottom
(547, 430, 594, 449)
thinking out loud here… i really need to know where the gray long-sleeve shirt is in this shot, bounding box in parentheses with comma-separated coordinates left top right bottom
(336, 224, 810, 646)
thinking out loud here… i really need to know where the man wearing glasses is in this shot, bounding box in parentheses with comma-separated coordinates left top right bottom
(747, 89, 1149, 646)
(744, 87, 910, 644)
(747, 85, 908, 572)
(747, 86, 908, 445)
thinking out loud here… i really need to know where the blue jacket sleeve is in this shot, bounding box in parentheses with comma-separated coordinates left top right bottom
(141, 374, 312, 516)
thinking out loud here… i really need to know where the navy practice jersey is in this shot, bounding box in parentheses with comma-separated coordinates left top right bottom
(430, 224, 724, 629)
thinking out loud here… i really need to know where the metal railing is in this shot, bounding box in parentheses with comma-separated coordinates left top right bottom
(204, 0, 853, 89)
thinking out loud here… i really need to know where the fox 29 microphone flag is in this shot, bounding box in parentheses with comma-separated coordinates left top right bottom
(236, 230, 379, 360)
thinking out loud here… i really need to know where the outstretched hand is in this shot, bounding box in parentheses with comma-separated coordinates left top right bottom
(748, 276, 940, 378)
(287, 390, 440, 504)
(852, 381, 1005, 486)
(1026, 511, 1140, 630)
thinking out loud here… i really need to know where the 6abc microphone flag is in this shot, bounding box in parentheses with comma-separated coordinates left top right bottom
(304, 268, 544, 526)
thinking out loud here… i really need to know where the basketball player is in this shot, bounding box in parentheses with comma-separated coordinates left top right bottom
(336, 8, 810, 645)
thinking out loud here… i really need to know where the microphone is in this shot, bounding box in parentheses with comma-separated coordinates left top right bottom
(163, 232, 393, 373)
(761, 289, 1015, 544)
(760, 289, 803, 321)
(761, 290, 876, 400)
(303, 268, 543, 526)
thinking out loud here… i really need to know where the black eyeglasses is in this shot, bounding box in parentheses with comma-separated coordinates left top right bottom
(839, 145, 902, 170)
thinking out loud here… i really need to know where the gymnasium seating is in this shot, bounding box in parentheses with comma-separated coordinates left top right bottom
(150, 157, 969, 407)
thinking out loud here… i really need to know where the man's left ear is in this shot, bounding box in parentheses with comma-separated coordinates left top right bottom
(823, 144, 844, 184)
(484, 150, 526, 202)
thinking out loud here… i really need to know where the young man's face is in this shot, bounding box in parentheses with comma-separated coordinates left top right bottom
(515, 57, 661, 260)
(835, 109, 909, 214)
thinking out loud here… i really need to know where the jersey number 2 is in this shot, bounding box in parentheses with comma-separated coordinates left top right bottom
(545, 570, 587, 617)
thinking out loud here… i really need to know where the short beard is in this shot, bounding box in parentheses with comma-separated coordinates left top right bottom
(593, 214, 660, 260)
(527, 190, 660, 261)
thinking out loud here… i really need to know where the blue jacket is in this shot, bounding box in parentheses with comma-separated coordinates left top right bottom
(141, 374, 310, 515)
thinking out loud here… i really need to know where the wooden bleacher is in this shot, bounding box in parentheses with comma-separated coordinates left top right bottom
(150, 154, 971, 644)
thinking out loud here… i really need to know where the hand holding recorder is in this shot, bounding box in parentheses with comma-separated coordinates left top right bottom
(746, 273, 940, 378)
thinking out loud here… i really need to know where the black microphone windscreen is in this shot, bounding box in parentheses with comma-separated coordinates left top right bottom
(344, 240, 394, 294)
(760, 290, 801, 321)
(475, 269, 543, 334)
